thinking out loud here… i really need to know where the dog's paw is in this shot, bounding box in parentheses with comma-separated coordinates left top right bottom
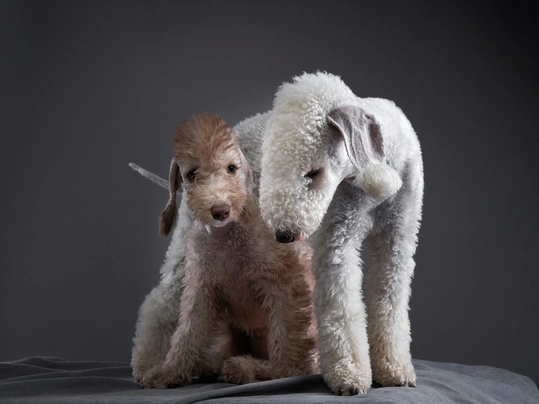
(139, 366, 169, 389)
(218, 356, 272, 384)
(372, 359, 416, 387)
(139, 365, 192, 389)
(132, 368, 144, 384)
(218, 357, 256, 384)
(323, 362, 372, 395)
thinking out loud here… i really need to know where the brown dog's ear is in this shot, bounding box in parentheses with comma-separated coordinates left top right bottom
(159, 158, 181, 237)
(327, 104, 402, 201)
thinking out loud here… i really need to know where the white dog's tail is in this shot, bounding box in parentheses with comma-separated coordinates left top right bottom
(128, 162, 169, 191)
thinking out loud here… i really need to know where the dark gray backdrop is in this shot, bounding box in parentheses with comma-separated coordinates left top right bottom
(1, 0, 538, 383)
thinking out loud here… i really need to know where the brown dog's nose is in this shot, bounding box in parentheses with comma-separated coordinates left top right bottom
(210, 204, 230, 221)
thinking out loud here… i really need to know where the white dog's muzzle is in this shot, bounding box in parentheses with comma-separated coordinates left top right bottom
(274, 229, 296, 243)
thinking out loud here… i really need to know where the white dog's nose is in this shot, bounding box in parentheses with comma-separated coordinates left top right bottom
(275, 230, 295, 243)
(210, 204, 230, 221)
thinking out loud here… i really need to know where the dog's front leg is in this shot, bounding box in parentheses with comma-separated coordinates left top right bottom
(311, 193, 375, 395)
(364, 167, 422, 388)
(262, 266, 317, 379)
(140, 271, 216, 388)
(196, 322, 233, 380)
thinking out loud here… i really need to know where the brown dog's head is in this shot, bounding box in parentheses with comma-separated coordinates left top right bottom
(159, 114, 253, 236)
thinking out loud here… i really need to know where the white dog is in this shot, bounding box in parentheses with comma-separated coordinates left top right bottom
(258, 72, 423, 395)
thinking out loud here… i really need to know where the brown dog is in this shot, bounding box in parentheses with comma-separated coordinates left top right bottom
(140, 114, 316, 388)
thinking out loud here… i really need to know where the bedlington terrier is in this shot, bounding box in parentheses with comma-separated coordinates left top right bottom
(130, 113, 269, 383)
(258, 72, 424, 395)
(134, 114, 317, 388)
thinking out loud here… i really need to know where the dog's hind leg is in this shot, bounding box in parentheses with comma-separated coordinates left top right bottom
(132, 190, 192, 382)
(131, 279, 182, 382)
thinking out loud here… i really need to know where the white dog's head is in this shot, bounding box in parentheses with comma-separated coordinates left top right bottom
(259, 73, 402, 243)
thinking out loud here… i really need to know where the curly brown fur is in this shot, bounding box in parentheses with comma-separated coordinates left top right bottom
(140, 114, 317, 388)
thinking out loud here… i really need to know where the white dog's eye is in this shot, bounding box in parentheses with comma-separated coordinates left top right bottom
(305, 169, 320, 179)
(226, 165, 237, 174)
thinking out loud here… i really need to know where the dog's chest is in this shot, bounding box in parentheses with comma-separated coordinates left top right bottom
(195, 227, 269, 331)
(198, 236, 253, 272)
(219, 276, 268, 331)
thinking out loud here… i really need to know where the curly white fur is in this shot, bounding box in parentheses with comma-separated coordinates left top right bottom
(259, 72, 423, 395)
(357, 163, 403, 201)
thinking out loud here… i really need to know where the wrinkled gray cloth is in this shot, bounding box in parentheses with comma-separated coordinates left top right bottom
(0, 357, 537, 403)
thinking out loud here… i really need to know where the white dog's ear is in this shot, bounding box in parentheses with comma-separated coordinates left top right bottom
(159, 157, 181, 237)
(327, 104, 402, 201)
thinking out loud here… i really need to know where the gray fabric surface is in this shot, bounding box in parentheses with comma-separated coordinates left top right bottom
(0, 357, 537, 403)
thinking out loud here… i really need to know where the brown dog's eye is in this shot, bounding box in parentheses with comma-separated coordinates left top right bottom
(226, 165, 237, 174)
(305, 169, 319, 179)
(187, 169, 197, 181)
